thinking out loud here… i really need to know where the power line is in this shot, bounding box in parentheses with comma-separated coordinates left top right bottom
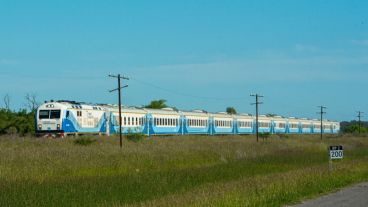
(251, 93, 264, 142)
(357, 111, 364, 134)
(317, 106, 327, 140)
(109, 74, 129, 148)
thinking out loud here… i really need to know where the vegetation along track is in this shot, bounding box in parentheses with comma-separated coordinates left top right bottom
(0, 134, 368, 207)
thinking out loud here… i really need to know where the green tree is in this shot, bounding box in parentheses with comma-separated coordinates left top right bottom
(144, 99, 168, 109)
(226, 107, 237, 115)
(342, 124, 368, 134)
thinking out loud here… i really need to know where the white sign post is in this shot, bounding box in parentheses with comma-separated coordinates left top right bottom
(328, 145, 343, 171)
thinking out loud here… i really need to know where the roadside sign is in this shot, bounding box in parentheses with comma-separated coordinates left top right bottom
(329, 146, 343, 159)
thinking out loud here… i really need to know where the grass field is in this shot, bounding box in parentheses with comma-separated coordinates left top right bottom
(1, 134, 368, 206)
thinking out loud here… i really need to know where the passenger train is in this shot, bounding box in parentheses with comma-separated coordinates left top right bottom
(35, 100, 340, 137)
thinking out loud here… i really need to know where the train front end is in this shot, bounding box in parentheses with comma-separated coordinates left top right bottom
(35, 102, 65, 137)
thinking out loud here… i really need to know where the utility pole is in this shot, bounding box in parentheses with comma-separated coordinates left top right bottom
(251, 93, 263, 142)
(317, 106, 327, 140)
(357, 111, 364, 134)
(109, 74, 129, 148)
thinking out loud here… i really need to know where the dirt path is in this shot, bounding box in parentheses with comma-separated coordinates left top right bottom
(292, 182, 368, 207)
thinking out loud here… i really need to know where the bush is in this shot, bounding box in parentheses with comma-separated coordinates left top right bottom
(126, 129, 145, 142)
(73, 137, 96, 146)
(6, 126, 18, 136)
(259, 133, 271, 139)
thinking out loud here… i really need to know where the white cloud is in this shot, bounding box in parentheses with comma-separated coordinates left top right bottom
(0, 59, 18, 65)
(132, 53, 368, 84)
(294, 44, 319, 52)
(351, 39, 368, 46)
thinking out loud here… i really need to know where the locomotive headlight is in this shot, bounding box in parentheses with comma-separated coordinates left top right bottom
(57, 124, 60, 130)
(38, 124, 42, 130)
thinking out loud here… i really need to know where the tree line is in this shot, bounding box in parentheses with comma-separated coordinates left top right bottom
(0, 93, 38, 136)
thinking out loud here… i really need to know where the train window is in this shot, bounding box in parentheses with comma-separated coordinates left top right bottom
(136, 117, 138, 126)
(39, 110, 50, 119)
(50, 110, 61, 119)
(128, 117, 131, 125)
(124, 117, 127, 125)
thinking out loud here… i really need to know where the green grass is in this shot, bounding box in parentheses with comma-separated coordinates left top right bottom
(0, 134, 368, 206)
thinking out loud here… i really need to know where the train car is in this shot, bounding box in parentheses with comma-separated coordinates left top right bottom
(145, 108, 181, 135)
(181, 110, 211, 135)
(211, 112, 234, 134)
(272, 116, 287, 134)
(312, 119, 322, 134)
(332, 121, 340, 134)
(257, 115, 272, 133)
(36, 101, 106, 137)
(234, 113, 254, 134)
(323, 121, 332, 134)
(108, 106, 147, 135)
(287, 117, 301, 134)
(300, 118, 313, 134)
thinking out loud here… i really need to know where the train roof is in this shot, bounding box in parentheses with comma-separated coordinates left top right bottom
(40, 101, 340, 123)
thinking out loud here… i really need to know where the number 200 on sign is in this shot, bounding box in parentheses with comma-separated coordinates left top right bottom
(330, 150, 343, 159)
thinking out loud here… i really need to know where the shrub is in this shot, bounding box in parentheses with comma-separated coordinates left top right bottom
(73, 137, 96, 146)
(126, 129, 145, 142)
(259, 133, 271, 139)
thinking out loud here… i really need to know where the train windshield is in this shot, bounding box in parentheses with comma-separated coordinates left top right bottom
(39, 110, 50, 119)
(39, 110, 61, 119)
(50, 110, 61, 119)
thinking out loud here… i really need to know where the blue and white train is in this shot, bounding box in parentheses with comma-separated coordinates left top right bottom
(35, 101, 340, 137)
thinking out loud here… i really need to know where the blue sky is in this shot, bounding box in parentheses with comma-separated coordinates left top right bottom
(1, 0, 368, 121)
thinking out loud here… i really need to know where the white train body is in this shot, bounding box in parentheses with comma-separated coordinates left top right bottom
(35, 101, 340, 137)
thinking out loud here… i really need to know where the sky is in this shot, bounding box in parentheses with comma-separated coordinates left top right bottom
(0, 0, 367, 121)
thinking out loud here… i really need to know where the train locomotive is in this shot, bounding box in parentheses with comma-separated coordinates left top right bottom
(35, 100, 340, 137)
